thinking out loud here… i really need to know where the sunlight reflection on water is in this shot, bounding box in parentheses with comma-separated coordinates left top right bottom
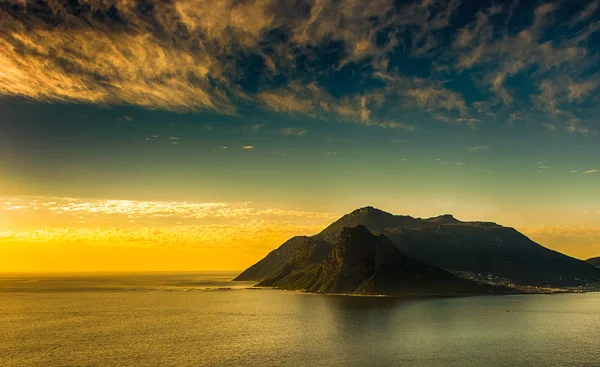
(1, 273, 599, 367)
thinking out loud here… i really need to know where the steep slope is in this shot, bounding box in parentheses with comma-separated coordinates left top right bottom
(260, 226, 490, 296)
(587, 257, 600, 267)
(233, 236, 332, 281)
(386, 225, 600, 286)
(311, 207, 600, 286)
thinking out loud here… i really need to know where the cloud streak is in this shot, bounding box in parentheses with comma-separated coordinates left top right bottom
(1, 0, 599, 132)
(468, 145, 489, 152)
(1, 196, 335, 222)
(0, 196, 340, 272)
(280, 128, 309, 136)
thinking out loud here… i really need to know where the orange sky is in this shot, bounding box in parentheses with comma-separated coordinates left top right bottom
(1, 195, 598, 272)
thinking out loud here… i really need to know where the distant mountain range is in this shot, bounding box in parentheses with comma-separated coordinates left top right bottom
(587, 257, 600, 267)
(236, 207, 600, 291)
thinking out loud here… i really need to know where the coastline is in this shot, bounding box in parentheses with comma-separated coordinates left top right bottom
(247, 283, 597, 299)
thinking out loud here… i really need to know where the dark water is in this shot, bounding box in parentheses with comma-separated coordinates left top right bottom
(1, 272, 599, 367)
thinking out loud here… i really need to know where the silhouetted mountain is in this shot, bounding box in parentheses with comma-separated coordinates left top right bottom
(258, 225, 491, 296)
(236, 207, 600, 287)
(234, 236, 332, 281)
(587, 257, 600, 267)
(312, 207, 600, 286)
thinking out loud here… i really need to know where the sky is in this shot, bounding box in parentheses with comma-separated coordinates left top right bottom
(1, 0, 600, 272)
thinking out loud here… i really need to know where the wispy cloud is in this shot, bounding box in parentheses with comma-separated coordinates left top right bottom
(258, 82, 416, 130)
(468, 145, 489, 152)
(1, 196, 335, 224)
(280, 128, 309, 137)
(574, 0, 600, 23)
(566, 119, 590, 134)
(242, 145, 255, 151)
(450, 1, 599, 129)
(0, 0, 599, 132)
(584, 169, 599, 174)
(240, 124, 265, 133)
(0, 196, 339, 261)
(404, 87, 467, 116)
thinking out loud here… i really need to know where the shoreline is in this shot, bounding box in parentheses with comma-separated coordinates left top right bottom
(248, 284, 597, 299)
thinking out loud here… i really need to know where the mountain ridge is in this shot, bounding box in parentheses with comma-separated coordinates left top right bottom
(236, 207, 600, 287)
(587, 257, 600, 267)
(258, 225, 493, 296)
(310, 207, 599, 286)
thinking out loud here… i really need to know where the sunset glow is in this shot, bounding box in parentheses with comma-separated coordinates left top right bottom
(0, 194, 598, 272)
(1, 0, 600, 272)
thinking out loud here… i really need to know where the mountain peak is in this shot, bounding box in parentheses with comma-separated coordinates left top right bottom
(350, 206, 391, 216)
(426, 214, 460, 223)
(314, 206, 418, 243)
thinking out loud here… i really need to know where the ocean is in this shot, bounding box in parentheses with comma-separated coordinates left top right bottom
(1, 272, 599, 366)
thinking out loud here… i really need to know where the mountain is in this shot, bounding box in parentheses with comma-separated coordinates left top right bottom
(237, 207, 600, 287)
(258, 225, 491, 296)
(312, 207, 600, 286)
(587, 257, 600, 267)
(234, 236, 332, 281)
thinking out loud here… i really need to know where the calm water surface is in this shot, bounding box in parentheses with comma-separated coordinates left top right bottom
(1, 272, 599, 367)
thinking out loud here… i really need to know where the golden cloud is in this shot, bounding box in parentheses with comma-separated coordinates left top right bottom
(0, 196, 337, 262)
(404, 86, 468, 116)
(1, 0, 401, 114)
(258, 82, 416, 129)
(452, 2, 595, 110)
(1, 196, 335, 222)
(0, 195, 339, 271)
(0, 0, 472, 120)
(0, 0, 598, 129)
(0, 21, 231, 112)
(1, 222, 327, 249)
